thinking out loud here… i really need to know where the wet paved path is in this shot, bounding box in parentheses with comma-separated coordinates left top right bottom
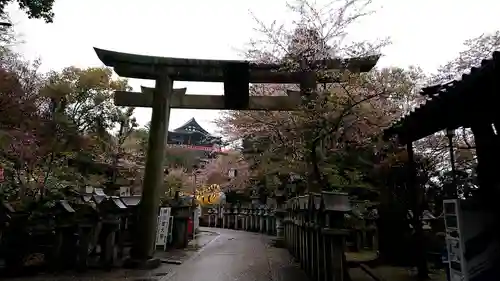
(161, 228, 309, 281)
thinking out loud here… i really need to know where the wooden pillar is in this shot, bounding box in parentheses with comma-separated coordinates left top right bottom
(131, 75, 172, 260)
(300, 209, 306, 269)
(471, 123, 500, 203)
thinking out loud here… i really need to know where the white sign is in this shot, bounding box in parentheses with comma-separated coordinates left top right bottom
(193, 205, 201, 232)
(155, 207, 172, 250)
(119, 186, 131, 197)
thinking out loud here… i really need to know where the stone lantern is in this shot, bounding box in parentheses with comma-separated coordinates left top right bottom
(252, 208, 259, 232)
(291, 197, 300, 257)
(233, 204, 240, 229)
(207, 208, 214, 227)
(321, 191, 351, 281)
(240, 205, 248, 230)
(223, 204, 232, 228)
(296, 195, 310, 269)
(213, 208, 219, 227)
(266, 197, 277, 235)
(257, 206, 263, 233)
(170, 198, 192, 249)
(307, 193, 323, 280)
(322, 191, 350, 213)
(273, 189, 287, 247)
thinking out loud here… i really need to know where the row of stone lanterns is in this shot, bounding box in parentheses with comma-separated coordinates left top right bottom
(212, 189, 351, 281)
(221, 203, 277, 235)
(284, 191, 351, 281)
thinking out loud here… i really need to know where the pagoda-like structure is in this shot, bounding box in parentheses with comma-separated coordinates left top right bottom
(167, 117, 221, 149)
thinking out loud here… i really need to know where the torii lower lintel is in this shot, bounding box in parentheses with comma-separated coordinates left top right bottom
(114, 87, 301, 110)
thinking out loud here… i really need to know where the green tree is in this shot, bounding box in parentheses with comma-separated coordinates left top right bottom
(42, 67, 131, 136)
(0, 55, 88, 201)
(0, 0, 55, 23)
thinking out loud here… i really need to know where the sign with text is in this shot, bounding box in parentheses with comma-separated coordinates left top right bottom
(155, 207, 172, 250)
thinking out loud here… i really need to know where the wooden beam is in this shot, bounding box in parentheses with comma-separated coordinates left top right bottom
(115, 90, 301, 111)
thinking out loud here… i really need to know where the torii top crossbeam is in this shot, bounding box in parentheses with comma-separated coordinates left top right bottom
(94, 48, 379, 83)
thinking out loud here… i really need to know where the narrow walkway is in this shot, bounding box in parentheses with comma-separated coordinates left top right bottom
(161, 228, 309, 281)
(8, 228, 309, 281)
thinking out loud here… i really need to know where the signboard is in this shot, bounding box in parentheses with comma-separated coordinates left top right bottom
(197, 191, 225, 206)
(443, 199, 500, 281)
(193, 205, 201, 232)
(155, 207, 172, 250)
(119, 186, 131, 197)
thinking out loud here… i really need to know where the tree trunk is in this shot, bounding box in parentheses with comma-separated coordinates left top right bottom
(309, 145, 325, 193)
(407, 143, 429, 279)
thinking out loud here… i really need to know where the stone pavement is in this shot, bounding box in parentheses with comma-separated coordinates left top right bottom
(155, 229, 220, 264)
(161, 228, 309, 281)
(7, 228, 309, 281)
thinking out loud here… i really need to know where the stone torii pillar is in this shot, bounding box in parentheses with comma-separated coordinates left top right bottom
(93, 47, 379, 265)
(129, 74, 173, 265)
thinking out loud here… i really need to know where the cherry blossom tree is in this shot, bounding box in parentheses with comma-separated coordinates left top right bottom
(196, 152, 250, 191)
(216, 0, 425, 194)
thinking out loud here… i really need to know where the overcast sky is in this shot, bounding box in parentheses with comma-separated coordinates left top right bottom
(6, 0, 500, 134)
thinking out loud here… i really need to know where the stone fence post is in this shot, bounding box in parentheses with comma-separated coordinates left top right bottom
(240, 206, 247, 230)
(292, 197, 300, 259)
(233, 205, 240, 230)
(266, 197, 276, 235)
(284, 198, 293, 252)
(282, 192, 351, 281)
(311, 193, 324, 281)
(321, 191, 351, 281)
(228, 205, 234, 229)
(259, 206, 265, 233)
(250, 208, 256, 231)
(223, 205, 230, 228)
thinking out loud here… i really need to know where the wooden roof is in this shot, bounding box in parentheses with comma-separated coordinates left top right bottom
(173, 118, 210, 135)
(384, 51, 500, 144)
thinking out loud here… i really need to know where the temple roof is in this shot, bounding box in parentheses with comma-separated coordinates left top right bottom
(172, 118, 210, 135)
(384, 51, 500, 144)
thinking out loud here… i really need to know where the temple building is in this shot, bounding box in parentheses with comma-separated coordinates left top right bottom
(167, 118, 222, 150)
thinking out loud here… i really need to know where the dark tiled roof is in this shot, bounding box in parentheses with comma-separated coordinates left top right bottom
(173, 117, 210, 135)
(384, 51, 500, 144)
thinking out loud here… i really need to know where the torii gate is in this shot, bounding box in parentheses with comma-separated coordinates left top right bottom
(94, 47, 379, 262)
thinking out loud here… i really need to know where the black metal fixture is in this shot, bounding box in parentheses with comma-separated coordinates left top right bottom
(446, 128, 457, 198)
